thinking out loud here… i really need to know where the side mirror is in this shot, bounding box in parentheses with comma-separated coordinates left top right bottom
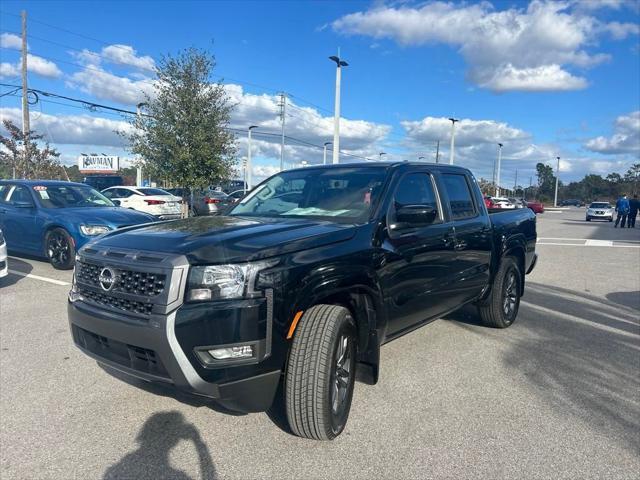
(395, 205, 437, 226)
(112, 199, 121, 206)
(13, 201, 34, 209)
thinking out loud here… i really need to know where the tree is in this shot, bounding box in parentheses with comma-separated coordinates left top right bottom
(0, 120, 62, 179)
(123, 48, 237, 195)
(535, 162, 556, 198)
(624, 163, 640, 194)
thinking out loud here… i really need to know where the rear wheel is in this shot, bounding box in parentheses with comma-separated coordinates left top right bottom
(45, 228, 75, 270)
(477, 256, 521, 328)
(586, 216, 591, 221)
(285, 304, 357, 440)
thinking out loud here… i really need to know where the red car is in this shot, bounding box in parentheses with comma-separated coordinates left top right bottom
(484, 196, 496, 208)
(527, 201, 544, 214)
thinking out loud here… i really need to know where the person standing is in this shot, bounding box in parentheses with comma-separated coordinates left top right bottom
(628, 194, 639, 228)
(614, 194, 630, 228)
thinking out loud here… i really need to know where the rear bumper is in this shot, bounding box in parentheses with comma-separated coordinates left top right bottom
(68, 300, 281, 412)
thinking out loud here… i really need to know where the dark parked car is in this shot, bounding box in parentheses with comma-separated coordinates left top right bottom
(82, 175, 124, 192)
(68, 163, 537, 440)
(0, 180, 155, 269)
(560, 199, 583, 207)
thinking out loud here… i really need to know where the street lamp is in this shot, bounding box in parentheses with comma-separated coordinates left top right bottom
(448, 117, 459, 165)
(136, 102, 148, 187)
(495, 142, 503, 197)
(554, 156, 560, 207)
(323, 142, 332, 165)
(379, 152, 387, 160)
(329, 53, 348, 165)
(246, 125, 258, 192)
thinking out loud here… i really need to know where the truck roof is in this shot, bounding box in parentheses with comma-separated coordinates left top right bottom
(285, 161, 471, 173)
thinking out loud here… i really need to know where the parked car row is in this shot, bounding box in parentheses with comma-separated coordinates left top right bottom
(484, 196, 544, 214)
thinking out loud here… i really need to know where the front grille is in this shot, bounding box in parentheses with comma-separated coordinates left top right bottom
(596, 211, 604, 214)
(78, 287, 154, 316)
(76, 260, 166, 297)
(72, 325, 169, 379)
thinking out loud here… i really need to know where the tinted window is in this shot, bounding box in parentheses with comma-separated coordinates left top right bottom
(137, 188, 171, 196)
(442, 174, 476, 220)
(33, 185, 114, 208)
(395, 173, 438, 208)
(590, 203, 611, 208)
(9, 186, 34, 205)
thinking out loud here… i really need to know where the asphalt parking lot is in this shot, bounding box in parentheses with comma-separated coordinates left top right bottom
(1, 208, 639, 480)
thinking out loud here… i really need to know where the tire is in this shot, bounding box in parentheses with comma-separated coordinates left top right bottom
(586, 217, 591, 221)
(609, 218, 613, 222)
(285, 304, 357, 440)
(45, 228, 75, 270)
(477, 256, 521, 328)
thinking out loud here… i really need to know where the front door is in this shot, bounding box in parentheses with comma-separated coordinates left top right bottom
(0, 185, 40, 252)
(380, 171, 457, 336)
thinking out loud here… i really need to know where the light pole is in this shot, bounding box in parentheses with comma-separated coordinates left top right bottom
(379, 152, 387, 161)
(554, 156, 560, 207)
(495, 142, 503, 197)
(448, 118, 459, 164)
(323, 142, 332, 165)
(247, 125, 258, 192)
(136, 102, 148, 187)
(329, 53, 348, 164)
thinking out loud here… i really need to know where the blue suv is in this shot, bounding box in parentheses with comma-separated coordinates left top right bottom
(0, 180, 157, 269)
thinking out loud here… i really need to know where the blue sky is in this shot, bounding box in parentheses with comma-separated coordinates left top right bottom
(1, 0, 639, 186)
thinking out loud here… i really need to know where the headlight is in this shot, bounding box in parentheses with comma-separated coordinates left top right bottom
(79, 225, 111, 236)
(186, 259, 278, 302)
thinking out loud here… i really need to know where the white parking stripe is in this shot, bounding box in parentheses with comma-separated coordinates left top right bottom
(538, 237, 640, 243)
(537, 243, 640, 248)
(7, 270, 70, 286)
(584, 239, 613, 247)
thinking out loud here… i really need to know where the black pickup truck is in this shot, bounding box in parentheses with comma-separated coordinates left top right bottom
(68, 163, 537, 440)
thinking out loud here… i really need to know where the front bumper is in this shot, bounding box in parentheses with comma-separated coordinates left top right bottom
(68, 300, 281, 412)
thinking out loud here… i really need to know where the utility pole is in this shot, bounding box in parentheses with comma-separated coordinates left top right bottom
(329, 52, 348, 165)
(448, 118, 459, 164)
(20, 10, 29, 175)
(495, 143, 503, 197)
(278, 93, 286, 171)
(514, 169, 518, 195)
(323, 142, 331, 165)
(554, 156, 560, 207)
(435, 140, 440, 164)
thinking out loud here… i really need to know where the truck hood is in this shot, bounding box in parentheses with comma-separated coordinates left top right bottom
(90, 215, 358, 263)
(57, 207, 157, 227)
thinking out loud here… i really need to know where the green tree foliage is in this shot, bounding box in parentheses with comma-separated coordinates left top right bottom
(123, 48, 237, 191)
(536, 162, 556, 198)
(0, 120, 62, 179)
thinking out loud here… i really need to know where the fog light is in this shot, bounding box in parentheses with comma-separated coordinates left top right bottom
(209, 345, 254, 360)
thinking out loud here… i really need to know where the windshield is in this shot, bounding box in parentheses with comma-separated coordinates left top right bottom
(137, 188, 173, 196)
(229, 167, 387, 223)
(590, 203, 611, 208)
(33, 185, 115, 208)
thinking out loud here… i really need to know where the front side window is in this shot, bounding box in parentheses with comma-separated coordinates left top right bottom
(442, 174, 477, 220)
(229, 167, 387, 223)
(9, 186, 34, 205)
(32, 185, 114, 208)
(390, 173, 440, 225)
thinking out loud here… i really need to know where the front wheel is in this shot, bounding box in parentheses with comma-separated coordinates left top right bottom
(285, 305, 357, 440)
(477, 256, 521, 328)
(45, 228, 75, 270)
(586, 217, 591, 221)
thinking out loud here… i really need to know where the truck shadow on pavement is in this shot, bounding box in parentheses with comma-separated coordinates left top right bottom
(445, 282, 639, 455)
(103, 411, 216, 480)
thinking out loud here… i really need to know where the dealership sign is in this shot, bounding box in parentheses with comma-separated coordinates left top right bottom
(78, 155, 119, 173)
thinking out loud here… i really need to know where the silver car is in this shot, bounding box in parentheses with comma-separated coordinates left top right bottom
(191, 190, 231, 216)
(0, 228, 7, 279)
(586, 202, 614, 222)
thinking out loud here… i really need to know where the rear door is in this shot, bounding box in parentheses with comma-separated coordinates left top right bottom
(0, 184, 41, 252)
(381, 170, 458, 335)
(438, 173, 492, 306)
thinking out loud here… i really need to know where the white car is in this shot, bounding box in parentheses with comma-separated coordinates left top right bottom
(586, 202, 614, 222)
(101, 186, 182, 220)
(0, 228, 7, 279)
(491, 197, 516, 209)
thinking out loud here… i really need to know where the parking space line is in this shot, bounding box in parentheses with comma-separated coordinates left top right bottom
(7, 270, 71, 286)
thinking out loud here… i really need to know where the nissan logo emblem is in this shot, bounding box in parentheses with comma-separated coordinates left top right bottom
(98, 267, 118, 292)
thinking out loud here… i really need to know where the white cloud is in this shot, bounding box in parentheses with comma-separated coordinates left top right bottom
(0, 107, 131, 147)
(332, 1, 636, 92)
(0, 62, 19, 78)
(584, 111, 640, 154)
(0, 33, 23, 50)
(603, 21, 640, 40)
(67, 66, 155, 105)
(101, 44, 155, 71)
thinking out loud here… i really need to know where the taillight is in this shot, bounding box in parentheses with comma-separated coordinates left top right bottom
(144, 199, 166, 205)
(204, 197, 221, 204)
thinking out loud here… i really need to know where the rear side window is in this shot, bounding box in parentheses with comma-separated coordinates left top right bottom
(9, 186, 34, 205)
(442, 174, 477, 220)
(138, 188, 170, 196)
